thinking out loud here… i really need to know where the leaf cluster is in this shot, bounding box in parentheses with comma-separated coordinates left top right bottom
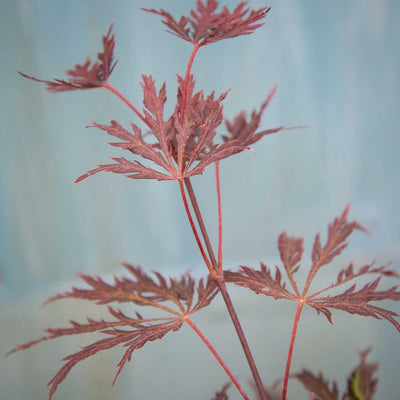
(19, 2, 283, 183)
(143, 0, 270, 46)
(14, 1, 400, 400)
(225, 206, 400, 331)
(7, 265, 218, 399)
(19, 25, 116, 91)
(76, 73, 283, 182)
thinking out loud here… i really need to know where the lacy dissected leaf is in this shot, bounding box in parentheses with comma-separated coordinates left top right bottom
(345, 349, 378, 400)
(8, 266, 218, 399)
(144, 1, 270, 46)
(46, 263, 218, 314)
(296, 370, 339, 400)
(297, 208, 400, 328)
(76, 73, 282, 182)
(13, 309, 182, 400)
(20, 25, 116, 91)
(301, 206, 396, 300)
(306, 278, 400, 331)
(75, 74, 227, 182)
(224, 264, 297, 301)
(211, 383, 231, 400)
(225, 207, 400, 331)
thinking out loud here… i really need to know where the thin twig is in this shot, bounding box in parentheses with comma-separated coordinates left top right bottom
(180, 44, 200, 124)
(282, 301, 304, 400)
(182, 181, 267, 400)
(215, 161, 223, 270)
(186, 317, 250, 400)
(217, 281, 267, 400)
(178, 180, 214, 275)
(178, 40, 267, 400)
(103, 82, 151, 128)
(184, 178, 218, 267)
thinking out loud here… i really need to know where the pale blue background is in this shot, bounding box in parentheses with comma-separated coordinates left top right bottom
(1, 0, 399, 399)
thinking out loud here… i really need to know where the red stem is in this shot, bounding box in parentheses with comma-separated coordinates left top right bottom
(215, 161, 223, 270)
(180, 44, 200, 124)
(181, 180, 267, 400)
(103, 82, 151, 129)
(179, 44, 220, 266)
(186, 317, 250, 400)
(282, 301, 304, 400)
(184, 178, 218, 268)
(178, 180, 214, 275)
(217, 282, 267, 400)
(178, 41, 267, 400)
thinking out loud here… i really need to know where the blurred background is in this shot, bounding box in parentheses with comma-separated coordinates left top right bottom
(1, 0, 399, 399)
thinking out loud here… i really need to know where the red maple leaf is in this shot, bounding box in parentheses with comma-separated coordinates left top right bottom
(7, 265, 218, 399)
(76, 74, 284, 182)
(143, 0, 270, 47)
(19, 25, 116, 91)
(20, 3, 286, 184)
(225, 206, 400, 331)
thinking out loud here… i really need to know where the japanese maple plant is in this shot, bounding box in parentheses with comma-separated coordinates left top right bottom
(9, 1, 400, 399)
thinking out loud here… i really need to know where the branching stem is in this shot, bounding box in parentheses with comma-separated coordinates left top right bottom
(217, 281, 267, 400)
(178, 38, 267, 400)
(186, 317, 250, 400)
(180, 179, 267, 400)
(178, 180, 214, 275)
(282, 301, 304, 400)
(184, 178, 218, 267)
